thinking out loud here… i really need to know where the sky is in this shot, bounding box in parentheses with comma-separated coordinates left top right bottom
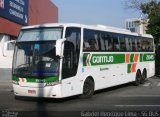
(52, 0, 142, 28)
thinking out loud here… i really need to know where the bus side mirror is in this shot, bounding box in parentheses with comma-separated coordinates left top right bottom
(56, 38, 66, 58)
(3, 42, 7, 57)
(3, 40, 16, 57)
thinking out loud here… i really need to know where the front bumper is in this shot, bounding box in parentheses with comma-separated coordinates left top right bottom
(13, 84, 63, 98)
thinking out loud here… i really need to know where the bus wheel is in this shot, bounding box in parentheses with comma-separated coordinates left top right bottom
(133, 71, 141, 86)
(79, 78, 94, 99)
(141, 70, 147, 84)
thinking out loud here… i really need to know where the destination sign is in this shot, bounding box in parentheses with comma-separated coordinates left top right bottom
(0, 0, 28, 25)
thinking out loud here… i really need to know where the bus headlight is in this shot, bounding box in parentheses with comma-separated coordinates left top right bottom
(45, 81, 61, 86)
(12, 80, 19, 85)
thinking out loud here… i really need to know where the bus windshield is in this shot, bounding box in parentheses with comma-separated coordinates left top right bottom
(13, 27, 63, 78)
(13, 41, 59, 77)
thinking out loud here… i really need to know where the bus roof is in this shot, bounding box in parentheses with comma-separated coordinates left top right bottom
(21, 23, 153, 38)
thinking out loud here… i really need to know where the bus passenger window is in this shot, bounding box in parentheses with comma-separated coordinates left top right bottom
(126, 38, 132, 51)
(137, 39, 142, 51)
(113, 36, 120, 51)
(119, 38, 126, 51)
(148, 39, 154, 51)
(89, 39, 99, 51)
(83, 29, 100, 51)
(142, 38, 147, 51)
(108, 42, 113, 51)
(132, 38, 136, 51)
(83, 41, 90, 50)
(100, 34, 113, 51)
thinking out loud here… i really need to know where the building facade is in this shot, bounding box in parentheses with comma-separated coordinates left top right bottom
(125, 18, 148, 34)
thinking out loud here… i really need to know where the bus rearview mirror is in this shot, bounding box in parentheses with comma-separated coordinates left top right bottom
(3, 40, 16, 57)
(56, 38, 66, 58)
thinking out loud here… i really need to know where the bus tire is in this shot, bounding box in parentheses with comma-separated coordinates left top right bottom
(141, 69, 147, 84)
(79, 78, 94, 99)
(133, 70, 141, 86)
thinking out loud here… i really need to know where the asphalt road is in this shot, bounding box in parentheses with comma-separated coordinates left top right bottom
(0, 69, 160, 117)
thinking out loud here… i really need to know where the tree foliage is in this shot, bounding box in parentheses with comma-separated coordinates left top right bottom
(141, 0, 160, 44)
(125, 0, 160, 44)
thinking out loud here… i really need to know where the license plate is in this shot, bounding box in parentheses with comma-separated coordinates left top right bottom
(28, 90, 36, 94)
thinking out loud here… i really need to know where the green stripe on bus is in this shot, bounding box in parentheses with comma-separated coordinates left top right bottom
(127, 64, 132, 73)
(130, 54, 134, 63)
(12, 75, 59, 83)
(12, 75, 19, 81)
(140, 54, 143, 62)
(83, 53, 125, 66)
(140, 53, 155, 62)
(83, 53, 89, 66)
(83, 53, 155, 66)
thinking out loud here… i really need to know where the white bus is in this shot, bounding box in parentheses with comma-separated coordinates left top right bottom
(12, 23, 155, 98)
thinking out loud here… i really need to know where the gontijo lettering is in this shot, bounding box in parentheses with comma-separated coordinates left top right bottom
(92, 56, 114, 63)
(83, 53, 125, 66)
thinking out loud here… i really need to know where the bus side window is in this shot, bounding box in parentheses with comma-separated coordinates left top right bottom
(126, 38, 132, 51)
(137, 38, 142, 51)
(107, 36, 113, 51)
(142, 38, 153, 52)
(100, 33, 113, 51)
(119, 37, 126, 51)
(83, 41, 90, 50)
(112, 35, 120, 51)
(89, 39, 98, 50)
(94, 34, 99, 50)
(148, 39, 154, 51)
(100, 33, 105, 51)
(83, 29, 100, 51)
(131, 38, 136, 51)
